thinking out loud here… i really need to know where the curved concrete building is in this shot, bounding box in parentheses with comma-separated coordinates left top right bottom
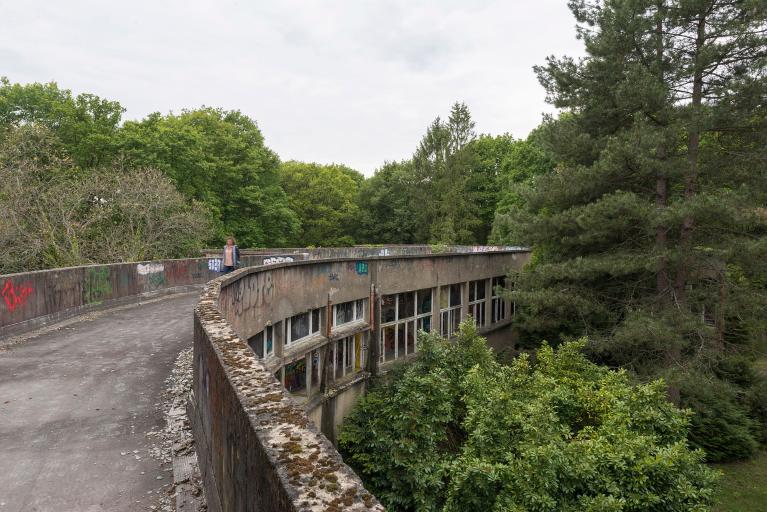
(190, 246, 530, 511)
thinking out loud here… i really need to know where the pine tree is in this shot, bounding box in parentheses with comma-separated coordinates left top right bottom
(413, 102, 482, 244)
(497, 0, 767, 460)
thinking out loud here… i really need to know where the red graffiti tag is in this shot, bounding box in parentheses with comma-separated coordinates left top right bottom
(2, 280, 34, 312)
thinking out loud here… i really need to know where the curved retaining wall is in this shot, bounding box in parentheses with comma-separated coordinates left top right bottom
(0, 254, 295, 338)
(191, 248, 530, 511)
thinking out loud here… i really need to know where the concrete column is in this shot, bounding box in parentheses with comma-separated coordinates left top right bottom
(433, 286, 442, 336)
(484, 278, 492, 327)
(274, 320, 284, 358)
(461, 282, 469, 324)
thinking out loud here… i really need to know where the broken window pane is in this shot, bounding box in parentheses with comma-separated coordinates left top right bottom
(417, 289, 432, 315)
(382, 294, 396, 323)
(398, 292, 415, 319)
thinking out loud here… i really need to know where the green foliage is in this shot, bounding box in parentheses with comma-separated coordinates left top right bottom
(340, 323, 718, 511)
(412, 102, 483, 244)
(677, 371, 759, 462)
(278, 161, 363, 246)
(357, 103, 548, 245)
(0, 77, 124, 169)
(491, 0, 767, 460)
(355, 160, 422, 244)
(117, 108, 299, 247)
(0, 125, 211, 273)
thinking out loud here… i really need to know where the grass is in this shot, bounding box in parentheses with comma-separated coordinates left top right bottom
(712, 449, 767, 511)
(712, 355, 767, 511)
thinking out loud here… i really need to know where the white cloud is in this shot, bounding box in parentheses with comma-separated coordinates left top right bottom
(1, 0, 585, 174)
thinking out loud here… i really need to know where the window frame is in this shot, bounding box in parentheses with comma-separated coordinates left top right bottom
(491, 276, 507, 324)
(248, 325, 274, 358)
(286, 308, 322, 345)
(468, 279, 486, 328)
(379, 288, 432, 363)
(332, 298, 367, 328)
(439, 283, 463, 337)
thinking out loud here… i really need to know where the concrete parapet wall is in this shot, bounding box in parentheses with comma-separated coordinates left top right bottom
(191, 278, 384, 512)
(0, 254, 289, 337)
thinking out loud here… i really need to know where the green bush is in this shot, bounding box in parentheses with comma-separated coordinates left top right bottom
(339, 322, 718, 511)
(679, 372, 759, 462)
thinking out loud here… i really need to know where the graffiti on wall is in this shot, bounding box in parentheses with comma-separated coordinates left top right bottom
(263, 256, 294, 265)
(136, 263, 166, 290)
(227, 271, 274, 317)
(166, 260, 194, 285)
(208, 259, 222, 272)
(2, 280, 34, 312)
(355, 261, 368, 275)
(328, 272, 340, 282)
(84, 267, 112, 305)
(137, 263, 165, 275)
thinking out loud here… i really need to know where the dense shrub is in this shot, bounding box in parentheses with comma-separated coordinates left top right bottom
(679, 372, 759, 462)
(339, 323, 718, 511)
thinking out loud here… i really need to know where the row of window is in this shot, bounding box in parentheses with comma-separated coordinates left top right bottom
(250, 276, 512, 394)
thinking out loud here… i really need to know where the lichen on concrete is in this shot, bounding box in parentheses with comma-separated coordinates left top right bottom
(192, 275, 384, 511)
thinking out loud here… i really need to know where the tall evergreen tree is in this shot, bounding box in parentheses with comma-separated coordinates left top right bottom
(496, 0, 767, 460)
(413, 102, 482, 244)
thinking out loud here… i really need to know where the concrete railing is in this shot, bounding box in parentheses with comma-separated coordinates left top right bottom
(190, 248, 530, 511)
(0, 252, 301, 337)
(0, 246, 525, 338)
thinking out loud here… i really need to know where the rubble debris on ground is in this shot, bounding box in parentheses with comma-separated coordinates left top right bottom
(146, 347, 207, 512)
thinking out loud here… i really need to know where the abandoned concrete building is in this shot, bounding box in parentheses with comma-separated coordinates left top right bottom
(192, 246, 529, 510)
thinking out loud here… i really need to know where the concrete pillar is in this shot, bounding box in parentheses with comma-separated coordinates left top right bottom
(433, 285, 442, 336)
(461, 282, 469, 325)
(274, 320, 284, 358)
(484, 278, 492, 327)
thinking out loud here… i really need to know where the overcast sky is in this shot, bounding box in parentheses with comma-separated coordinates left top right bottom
(2, 0, 585, 175)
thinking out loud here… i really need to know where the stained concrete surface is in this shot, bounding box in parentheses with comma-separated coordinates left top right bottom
(0, 293, 199, 512)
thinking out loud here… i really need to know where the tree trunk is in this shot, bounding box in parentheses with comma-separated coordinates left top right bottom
(655, 2, 671, 303)
(673, 12, 707, 306)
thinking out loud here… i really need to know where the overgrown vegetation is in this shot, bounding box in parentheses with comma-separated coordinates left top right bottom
(0, 124, 210, 273)
(491, 0, 767, 463)
(1, 0, 764, 486)
(340, 323, 719, 511)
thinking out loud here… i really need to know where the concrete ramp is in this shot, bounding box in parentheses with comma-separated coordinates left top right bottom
(0, 293, 199, 512)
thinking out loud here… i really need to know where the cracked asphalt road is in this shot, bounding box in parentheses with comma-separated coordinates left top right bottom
(0, 293, 199, 512)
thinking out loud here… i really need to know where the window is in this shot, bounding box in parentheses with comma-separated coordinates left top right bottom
(379, 288, 432, 363)
(491, 276, 507, 323)
(333, 335, 360, 380)
(333, 298, 367, 327)
(312, 309, 320, 334)
(468, 280, 486, 328)
(381, 294, 396, 323)
(356, 299, 365, 321)
(440, 284, 463, 337)
(286, 308, 322, 345)
(284, 358, 306, 394)
(383, 326, 395, 361)
(417, 289, 432, 315)
(248, 325, 274, 358)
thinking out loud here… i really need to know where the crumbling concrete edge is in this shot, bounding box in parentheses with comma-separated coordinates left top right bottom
(190, 275, 384, 512)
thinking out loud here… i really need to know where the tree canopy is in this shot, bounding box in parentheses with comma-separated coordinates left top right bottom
(118, 108, 299, 247)
(492, 0, 767, 461)
(278, 161, 363, 246)
(340, 323, 718, 512)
